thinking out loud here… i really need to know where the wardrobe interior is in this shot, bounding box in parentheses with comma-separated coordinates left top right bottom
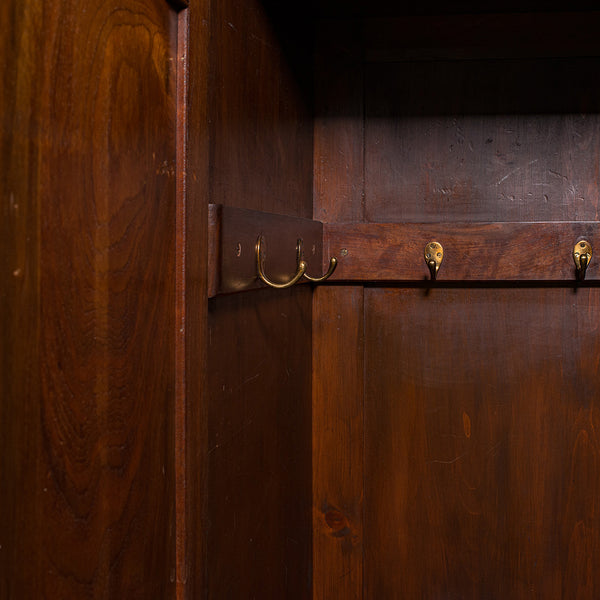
(207, 2, 600, 598)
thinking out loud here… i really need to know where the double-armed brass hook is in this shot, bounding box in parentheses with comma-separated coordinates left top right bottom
(256, 235, 307, 289)
(256, 235, 337, 289)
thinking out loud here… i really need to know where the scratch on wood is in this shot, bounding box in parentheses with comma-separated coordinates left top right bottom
(428, 451, 469, 465)
(548, 169, 568, 181)
(495, 159, 538, 185)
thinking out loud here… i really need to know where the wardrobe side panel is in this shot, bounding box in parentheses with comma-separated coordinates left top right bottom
(206, 2, 313, 597)
(207, 288, 312, 599)
(210, 0, 313, 218)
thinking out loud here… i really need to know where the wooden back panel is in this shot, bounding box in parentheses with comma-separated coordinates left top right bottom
(313, 10, 600, 599)
(365, 287, 600, 598)
(365, 58, 600, 223)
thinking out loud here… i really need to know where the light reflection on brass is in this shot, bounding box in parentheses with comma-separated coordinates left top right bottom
(304, 256, 338, 282)
(256, 235, 307, 289)
(574, 239, 592, 281)
(424, 241, 443, 280)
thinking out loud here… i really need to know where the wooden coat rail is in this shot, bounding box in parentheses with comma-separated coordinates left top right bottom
(325, 222, 600, 282)
(208, 207, 600, 297)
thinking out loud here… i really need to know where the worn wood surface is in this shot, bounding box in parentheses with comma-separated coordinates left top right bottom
(312, 286, 365, 599)
(364, 287, 600, 598)
(1, 1, 179, 597)
(207, 205, 323, 297)
(365, 58, 600, 223)
(325, 222, 600, 282)
(207, 288, 312, 599)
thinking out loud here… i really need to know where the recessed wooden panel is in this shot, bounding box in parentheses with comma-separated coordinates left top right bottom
(365, 59, 600, 223)
(1, 1, 179, 597)
(207, 288, 312, 599)
(365, 287, 600, 598)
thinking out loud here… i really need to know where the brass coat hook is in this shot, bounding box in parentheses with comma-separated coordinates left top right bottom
(304, 256, 338, 282)
(424, 241, 443, 280)
(574, 240, 592, 281)
(256, 235, 307, 289)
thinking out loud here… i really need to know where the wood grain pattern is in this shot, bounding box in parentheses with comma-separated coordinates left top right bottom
(207, 205, 323, 297)
(365, 59, 600, 223)
(206, 288, 312, 599)
(0, 2, 43, 596)
(210, 0, 313, 218)
(1, 1, 179, 597)
(312, 286, 364, 600)
(364, 287, 600, 598)
(325, 222, 600, 281)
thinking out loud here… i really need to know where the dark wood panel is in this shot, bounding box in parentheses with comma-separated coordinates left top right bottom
(314, 2, 600, 17)
(325, 222, 600, 281)
(312, 286, 364, 600)
(365, 12, 600, 61)
(313, 21, 364, 223)
(365, 59, 600, 223)
(0, 2, 43, 597)
(1, 1, 179, 597)
(365, 287, 600, 598)
(210, 0, 313, 218)
(205, 4, 314, 597)
(206, 288, 312, 599)
(208, 205, 323, 297)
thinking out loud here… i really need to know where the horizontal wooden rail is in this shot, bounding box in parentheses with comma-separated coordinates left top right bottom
(209, 215, 600, 293)
(324, 222, 600, 282)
